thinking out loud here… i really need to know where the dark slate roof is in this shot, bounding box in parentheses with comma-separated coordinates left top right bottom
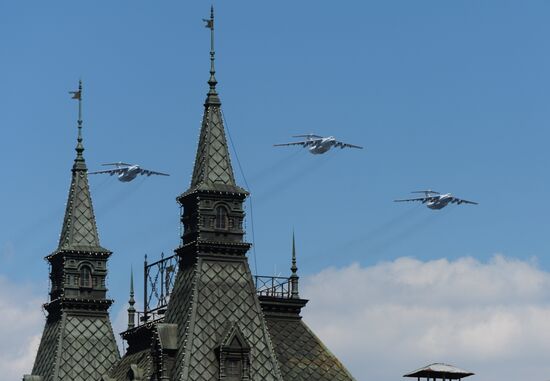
(164, 259, 283, 380)
(32, 317, 61, 380)
(107, 320, 165, 381)
(108, 348, 153, 381)
(162, 260, 195, 378)
(32, 313, 120, 381)
(186, 102, 246, 195)
(57, 315, 119, 380)
(56, 122, 108, 253)
(265, 317, 356, 381)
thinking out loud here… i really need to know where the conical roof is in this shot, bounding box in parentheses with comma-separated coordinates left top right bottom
(189, 104, 242, 192)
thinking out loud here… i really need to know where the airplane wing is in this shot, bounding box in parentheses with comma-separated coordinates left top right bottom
(450, 197, 478, 205)
(273, 140, 319, 147)
(138, 168, 170, 177)
(333, 140, 363, 149)
(394, 196, 437, 204)
(89, 168, 126, 175)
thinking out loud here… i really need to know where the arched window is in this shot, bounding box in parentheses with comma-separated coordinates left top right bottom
(80, 265, 92, 288)
(215, 206, 228, 230)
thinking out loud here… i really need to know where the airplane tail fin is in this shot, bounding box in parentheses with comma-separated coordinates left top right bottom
(412, 189, 440, 197)
(292, 134, 323, 139)
(102, 162, 131, 168)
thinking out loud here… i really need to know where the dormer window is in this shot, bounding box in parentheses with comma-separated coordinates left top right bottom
(217, 322, 251, 380)
(80, 265, 92, 288)
(225, 358, 242, 380)
(215, 206, 228, 230)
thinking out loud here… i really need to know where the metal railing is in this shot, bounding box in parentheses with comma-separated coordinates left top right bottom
(254, 275, 292, 298)
(141, 252, 179, 323)
(134, 253, 295, 327)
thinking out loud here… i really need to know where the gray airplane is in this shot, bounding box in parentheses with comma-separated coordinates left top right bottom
(274, 134, 363, 154)
(394, 190, 478, 210)
(89, 162, 169, 182)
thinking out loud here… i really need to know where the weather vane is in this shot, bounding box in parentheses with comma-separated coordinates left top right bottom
(69, 80, 84, 159)
(203, 6, 218, 98)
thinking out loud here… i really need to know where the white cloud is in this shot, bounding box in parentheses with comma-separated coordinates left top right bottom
(0, 276, 44, 380)
(301, 255, 550, 381)
(7, 255, 550, 381)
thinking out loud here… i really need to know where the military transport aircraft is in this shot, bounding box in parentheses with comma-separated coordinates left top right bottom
(394, 190, 478, 210)
(274, 134, 363, 154)
(89, 162, 169, 182)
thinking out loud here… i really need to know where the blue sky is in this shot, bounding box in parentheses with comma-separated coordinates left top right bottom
(2, 1, 550, 380)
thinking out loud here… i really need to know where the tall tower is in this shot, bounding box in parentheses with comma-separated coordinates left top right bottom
(26, 82, 120, 381)
(107, 9, 356, 381)
(163, 8, 282, 380)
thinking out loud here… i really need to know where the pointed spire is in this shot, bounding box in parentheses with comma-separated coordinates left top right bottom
(204, 6, 220, 105)
(185, 8, 246, 194)
(127, 268, 136, 330)
(57, 81, 105, 252)
(290, 231, 299, 298)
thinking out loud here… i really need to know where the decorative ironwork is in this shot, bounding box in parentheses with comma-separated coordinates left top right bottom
(134, 253, 295, 327)
(254, 276, 291, 298)
(141, 252, 179, 323)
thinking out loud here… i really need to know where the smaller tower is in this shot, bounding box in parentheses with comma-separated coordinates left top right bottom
(127, 268, 136, 330)
(290, 232, 300, 299)
(27, 81, 120, 381)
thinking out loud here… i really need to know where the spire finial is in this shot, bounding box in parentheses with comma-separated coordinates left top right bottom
(130, 266, 135, 298)
(203, 6, 220, 105)
(291, 231, 298, 275)
(290, 231, 299, 298)
(127, 267, 136, 330)
(69, 80, 85, 166)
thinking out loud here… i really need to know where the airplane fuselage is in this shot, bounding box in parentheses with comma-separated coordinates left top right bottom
(426, 194, 452, 209)
(308, 137, 335, 154)
(117, 166, 141, 182)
